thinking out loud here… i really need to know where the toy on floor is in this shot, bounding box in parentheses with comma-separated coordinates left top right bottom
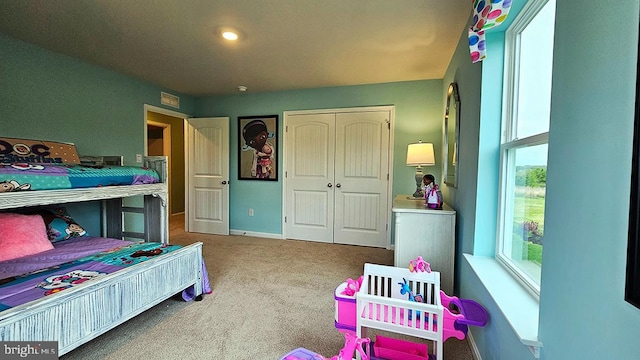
(281, 332, 370, 360)
(332, 258, 488, 360)
(400, 257, 489, 342)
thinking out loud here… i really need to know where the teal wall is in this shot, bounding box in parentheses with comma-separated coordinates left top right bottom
(0, 33, 195, 234)
(0, 33, 195, 163)
(195, 81, 443, 235)
(440, 19, 484, 274)
(444, 0, 640, 359)
(538, 0, 640, 358)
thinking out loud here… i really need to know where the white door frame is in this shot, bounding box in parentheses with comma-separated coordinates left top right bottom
(144, 104, 191, 144)
(147, 119, 172, 213)
(143, 104, 191, 219)
(282, 106, 395, 249)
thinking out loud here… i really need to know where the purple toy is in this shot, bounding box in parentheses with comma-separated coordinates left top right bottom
(282, 332, 370, 360)
(440, 291, 489, 342)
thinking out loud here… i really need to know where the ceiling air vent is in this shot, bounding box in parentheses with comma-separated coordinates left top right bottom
(160, 92, 180, 108)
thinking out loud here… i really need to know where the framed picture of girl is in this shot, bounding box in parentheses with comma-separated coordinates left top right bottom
(238, 115, 278, 181)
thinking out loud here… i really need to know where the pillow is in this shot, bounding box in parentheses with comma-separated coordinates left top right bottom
(38, 207, 90, 243)
(0, 213, 54, 262)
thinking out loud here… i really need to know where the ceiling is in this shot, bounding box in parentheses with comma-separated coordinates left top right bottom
(0, 0, 471, 96)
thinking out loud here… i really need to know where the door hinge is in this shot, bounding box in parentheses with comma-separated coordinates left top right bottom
(387, 173, 389, 181)
(285, 171, 287, 178)
(284, 216, 287, 223)
(387, 122, 390, 129)
(286, 125, 288, 132)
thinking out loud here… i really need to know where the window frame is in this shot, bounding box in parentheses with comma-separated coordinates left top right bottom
(496, 0, 555, 297)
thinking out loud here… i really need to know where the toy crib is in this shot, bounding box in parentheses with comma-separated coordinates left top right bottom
(289, 262, 488, 360)
(356, 263, 448, 360)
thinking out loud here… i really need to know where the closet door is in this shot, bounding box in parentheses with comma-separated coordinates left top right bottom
(284, 113, 336, 243)
(334, 111, 390, 247)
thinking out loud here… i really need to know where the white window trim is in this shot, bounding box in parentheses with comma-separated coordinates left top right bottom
(497, 133, 548, 299)
(497, 0, 554, 299)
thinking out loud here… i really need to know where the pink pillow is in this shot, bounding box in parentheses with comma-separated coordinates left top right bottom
(0, 213, 54, 262)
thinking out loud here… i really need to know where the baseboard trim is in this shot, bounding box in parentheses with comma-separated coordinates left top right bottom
(229, 229, 283, 239)
(468, 329, 482, 360)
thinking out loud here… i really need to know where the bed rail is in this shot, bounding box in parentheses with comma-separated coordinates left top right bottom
(0, 242, 203, 356)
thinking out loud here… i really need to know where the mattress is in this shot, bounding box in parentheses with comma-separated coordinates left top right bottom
(0, 239, 182, 311)
(0, 162, 159, 192)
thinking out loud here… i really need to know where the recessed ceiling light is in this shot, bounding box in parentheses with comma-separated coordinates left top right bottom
(221, 31, 238, 41)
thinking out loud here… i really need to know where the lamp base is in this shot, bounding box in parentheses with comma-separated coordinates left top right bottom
(413, 168, 424, 199)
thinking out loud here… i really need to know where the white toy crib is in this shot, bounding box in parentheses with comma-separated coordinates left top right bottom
(356, 263, 444, 360)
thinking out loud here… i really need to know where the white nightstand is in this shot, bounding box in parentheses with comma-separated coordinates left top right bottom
(392, 195, 456, 294)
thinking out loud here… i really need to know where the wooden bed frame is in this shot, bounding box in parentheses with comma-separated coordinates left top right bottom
(0, 156, 204, 356)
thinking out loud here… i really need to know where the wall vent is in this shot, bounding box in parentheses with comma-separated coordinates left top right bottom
(160, 92, 180, 108)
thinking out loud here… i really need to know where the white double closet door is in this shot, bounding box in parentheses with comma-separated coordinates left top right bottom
(284, 107, 392, 248)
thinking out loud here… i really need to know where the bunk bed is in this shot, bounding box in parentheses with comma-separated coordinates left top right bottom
(0, 149, 204, 356)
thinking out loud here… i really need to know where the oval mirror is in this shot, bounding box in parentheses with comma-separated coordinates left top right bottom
(443, 83, 460, 187)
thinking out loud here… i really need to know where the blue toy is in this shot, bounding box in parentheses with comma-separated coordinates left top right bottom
(398, 277, 424, 319)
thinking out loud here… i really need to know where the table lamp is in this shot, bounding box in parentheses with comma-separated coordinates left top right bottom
(406, 141, 435, 198)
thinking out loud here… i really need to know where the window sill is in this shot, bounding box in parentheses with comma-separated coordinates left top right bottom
(463, 253, 542, 358)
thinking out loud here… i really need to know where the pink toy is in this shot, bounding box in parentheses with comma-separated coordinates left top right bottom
(282, 332, 370, 360)
(334, 277, 364, 334)
(405, 257, 488, 342)
(408, 256, 431, 273)
(353, 263, 489, 360)
(330, 263, 488, 360)
(341, 275, 363, 297)
(373, 335, 429, 360)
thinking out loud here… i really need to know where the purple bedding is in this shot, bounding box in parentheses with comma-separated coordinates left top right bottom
(0, 237, 130, 280)
(0, 239, 183, 311)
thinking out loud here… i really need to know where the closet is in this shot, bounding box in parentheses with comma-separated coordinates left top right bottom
(283, 106, 392, 248)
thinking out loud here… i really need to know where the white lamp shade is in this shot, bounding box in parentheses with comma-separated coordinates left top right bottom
(406, 142, 435, 166)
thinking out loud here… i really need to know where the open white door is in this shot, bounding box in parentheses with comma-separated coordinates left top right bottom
(185, 117, 230, 235)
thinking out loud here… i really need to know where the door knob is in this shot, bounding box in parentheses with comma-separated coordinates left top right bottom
(222, 181, 227, 185)
(327, 183, 333, 188)
(336, 183, 341, 188)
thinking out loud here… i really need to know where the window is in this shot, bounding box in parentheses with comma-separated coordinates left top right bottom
(497, 0, 556, 295)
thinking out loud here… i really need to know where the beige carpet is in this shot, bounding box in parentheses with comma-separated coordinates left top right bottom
(61, 214, 474, 360)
